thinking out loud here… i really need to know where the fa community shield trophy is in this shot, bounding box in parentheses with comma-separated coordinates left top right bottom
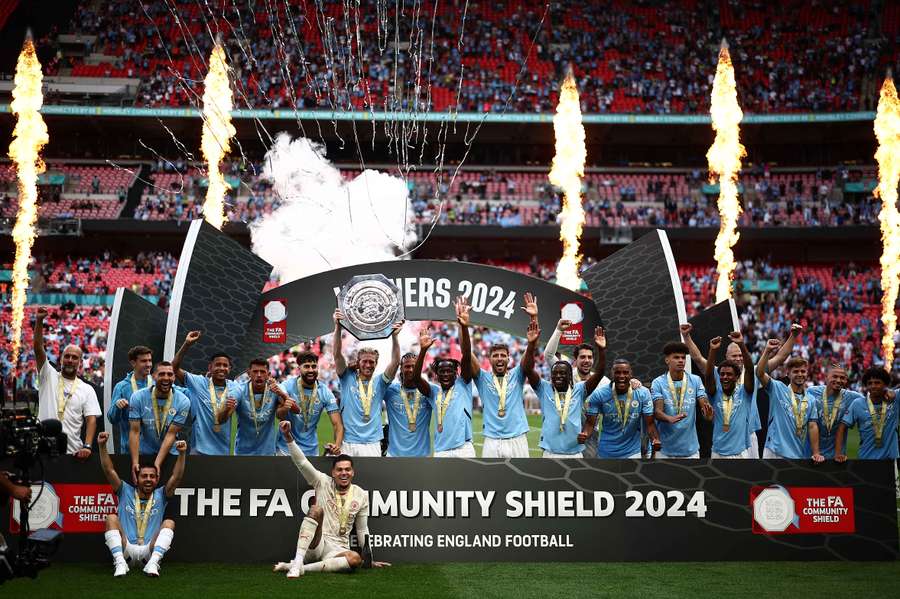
(338, 274, 405, 340)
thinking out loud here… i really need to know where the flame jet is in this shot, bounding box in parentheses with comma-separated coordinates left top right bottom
(7, 33, 49, 367)
(549, 68, 587, 291)
(706, 40, 746, 301)
(201, 40, 236, 229)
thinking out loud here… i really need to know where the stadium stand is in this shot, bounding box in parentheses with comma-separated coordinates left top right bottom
(131, 163, 882, 227)
(33, 0, 899, 113)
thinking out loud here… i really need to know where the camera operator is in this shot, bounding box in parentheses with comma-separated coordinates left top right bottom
(34, 307, 101, 458)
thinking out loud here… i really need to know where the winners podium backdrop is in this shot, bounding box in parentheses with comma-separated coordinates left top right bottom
(3, 457, 897, 562)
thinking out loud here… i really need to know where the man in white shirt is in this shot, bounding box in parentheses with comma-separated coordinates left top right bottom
(33, 306, 101, 457)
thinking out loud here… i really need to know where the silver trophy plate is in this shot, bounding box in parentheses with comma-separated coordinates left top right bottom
(338, 274, 405, 340)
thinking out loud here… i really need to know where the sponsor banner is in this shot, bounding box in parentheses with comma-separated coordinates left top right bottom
(263, 299, 288, 343)
(1, 457, 895, 563)
(751, 486, 855, 534)
(10, 483, 116, 533)
(559, 302, 584, 345)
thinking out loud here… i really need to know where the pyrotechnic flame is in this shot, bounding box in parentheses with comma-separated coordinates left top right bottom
(706, 41, 746, 302)
(201, 42, 236, 229)
(874, 74, 900, 371)
(7, 37, 48, 367)
(549, 69, 587, 291)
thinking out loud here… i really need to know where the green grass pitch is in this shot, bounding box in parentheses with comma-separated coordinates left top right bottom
(5, 561, 899, 597)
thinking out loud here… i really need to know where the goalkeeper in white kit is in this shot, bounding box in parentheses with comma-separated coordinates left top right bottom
(273, 420, 390, 577)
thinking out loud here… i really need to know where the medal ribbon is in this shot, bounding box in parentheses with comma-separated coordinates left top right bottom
(493, 373, 509, 417)
(248, 382, 269, 435)
(437, 387, 454, 429)
(134, 490, 155, 545)
(56, 376, 79, 419)
(613, 385, 633, 430)
(822, 389, 843, 433)
(207, 379, 227, 421)
(335, 487, 354, 536)
(790, 390, 809, 437)
(151, 386, 174, 438)
(866, 395, 889, 447)
(300, 382, 317, 430)
(399, 388, 421, 430)
(130, 372, 151, 394)
(721, 391, 735, 431)
(666, 373, 685, 413)
(358, 377, 375, 420)
(553, 388, 573, 432)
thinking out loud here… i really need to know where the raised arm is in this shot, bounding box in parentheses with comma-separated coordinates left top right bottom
(455, 296, 474, 383)
(413, 328, 435, 396)
(542, 320, 570, 367)
(728, 331, 754, 394)
(33, 306, 48, 369)
(680, 323, 707, 374)
(171, 330, 201, 384)
(332, 309, 348, 377)
(705, 336, 721, 392)
(769, 323, 802, 372)
(755, 338, 780, 387)
(280, 421, 325, 485)
(164, 440, 188, 497)
(97, 431, 122, 491)
(521, 319, 541, 388)
(381, 321, 404, 381)
(582, 326, 607, 396)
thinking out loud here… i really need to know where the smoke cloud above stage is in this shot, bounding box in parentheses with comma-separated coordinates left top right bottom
(250, 133, 419, 284)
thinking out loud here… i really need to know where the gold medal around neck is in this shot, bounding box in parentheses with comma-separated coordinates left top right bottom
(300, 382, 317, 431)
(821, 389, 843, 434)
(666, 373, 686, 415)
(612, 385, 633, 430)
(553, 388, 573, 433)
(150, 386, 174, 439)
(358, 377, 375, 421)
(56, 376, 79, 420)
(866, 395, 889, 449)
(400, 388, 422, 433)
(436, 387, 454, 434)
(208, 379, 228, 434)
(134, 490, 154, 545)
(721, 391, 735, 434)
(493, 373, 509, 419)
(790, 390, 808, 438)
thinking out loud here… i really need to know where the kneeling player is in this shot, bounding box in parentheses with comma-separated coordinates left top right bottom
(274, 421, 390, 577)
(97, 430, 187, 577)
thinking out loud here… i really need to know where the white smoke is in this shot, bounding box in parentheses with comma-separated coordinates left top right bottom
(251, 132, 418, 283)
(250, 133, 421, 372)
